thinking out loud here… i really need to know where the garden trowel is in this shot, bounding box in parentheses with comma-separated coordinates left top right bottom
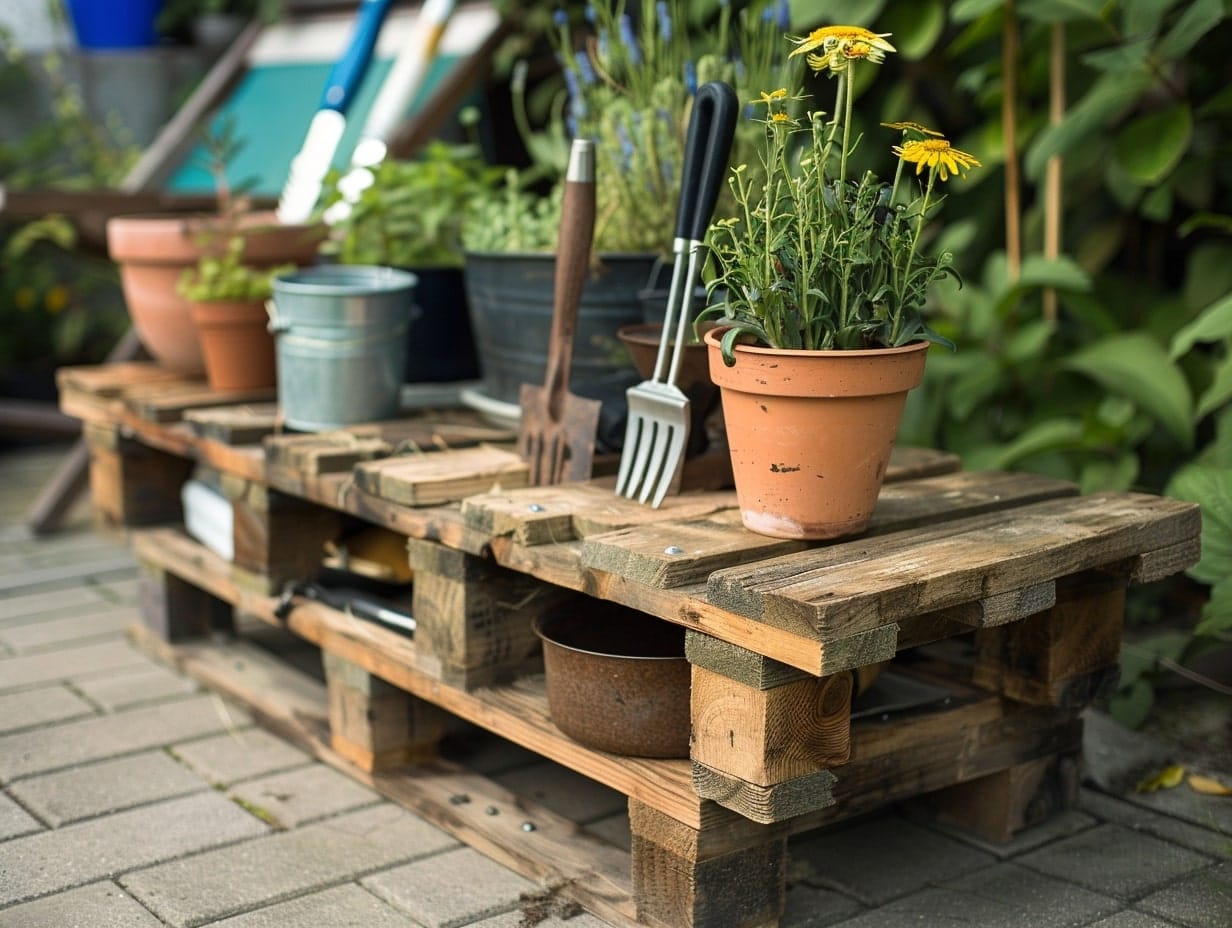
(516, 138, 601, 485)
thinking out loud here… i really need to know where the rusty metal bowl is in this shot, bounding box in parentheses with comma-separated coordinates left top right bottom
(535, 607, 691, 758)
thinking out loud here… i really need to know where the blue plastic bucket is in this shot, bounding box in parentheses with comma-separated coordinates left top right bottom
(269, 266, 417, 431)
(66, 0, 165, 50)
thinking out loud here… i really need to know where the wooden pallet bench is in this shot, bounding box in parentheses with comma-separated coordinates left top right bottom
(58, 362, 1203, 928)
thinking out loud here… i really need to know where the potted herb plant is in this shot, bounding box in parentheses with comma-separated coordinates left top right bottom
(699, 25, 981, 540)
(178, 234, 291, 390)
(318, 139, 500, 384)
(106, 118, 324, 375)
(461, 0, 796, 411)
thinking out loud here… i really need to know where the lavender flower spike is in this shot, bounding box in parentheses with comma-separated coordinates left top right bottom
(657, 1, 672, 42)
(619, 14, 641, 65)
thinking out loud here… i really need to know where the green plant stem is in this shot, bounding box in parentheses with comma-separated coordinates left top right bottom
(840, 62, 855, 186)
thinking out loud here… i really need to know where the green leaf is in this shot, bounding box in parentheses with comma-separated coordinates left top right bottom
(1197, 355, 1232, 419)
(1064, 333, 1194, 447)
(1114, 105, 1193, 186)
(1019, 0, 1107, 22)
(1196, 579, 1232, 637)
(950, 0, 1004, 22)
(1026, 72, 1150, 181)
(1004, 319, 1056, 365)
(1121, 0, 1175, 38)
(1079, 453, 1139, 494)
(1081, 39, 1153, 73)
(879, 0, 945, 59)
(988, 418, 1085, 469)
(1166, 464, 1232, 587)
(1155, 0, 1225, 59)
(1170, 293, 1232, 359)
(1108, 677, 1153, 729)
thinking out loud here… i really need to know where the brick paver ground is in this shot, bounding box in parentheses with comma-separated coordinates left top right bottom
(1, 443, 1228, 927)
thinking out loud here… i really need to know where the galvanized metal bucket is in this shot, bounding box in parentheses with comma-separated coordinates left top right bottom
(269, 266, 417, 431)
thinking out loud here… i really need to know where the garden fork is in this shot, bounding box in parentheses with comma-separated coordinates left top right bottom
(615, 81, 738, 507)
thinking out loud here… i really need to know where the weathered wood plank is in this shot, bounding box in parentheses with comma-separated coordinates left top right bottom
(185, 403, 280, 444)
(707, 493, 1200, 637)
(582, 470, 1077, 589)
(353, 444, 529, 507)
(124, 381, 275, 423)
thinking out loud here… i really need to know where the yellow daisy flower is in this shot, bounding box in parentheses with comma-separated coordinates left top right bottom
(893, 138, 982, 181)
(882, 121, 944, 138)
(789, 25, 895, 66)
(751, 88, 788, 106)
(768, 111, 798, 128)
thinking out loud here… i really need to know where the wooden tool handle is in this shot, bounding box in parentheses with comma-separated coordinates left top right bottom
(543, 139, 596, 418)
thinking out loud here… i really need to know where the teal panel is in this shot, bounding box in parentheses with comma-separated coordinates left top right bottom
(166, 55, 460, 197)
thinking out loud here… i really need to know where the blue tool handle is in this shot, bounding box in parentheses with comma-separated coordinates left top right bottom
(319, 0, 394, 112)
(675, 81, 740, 243)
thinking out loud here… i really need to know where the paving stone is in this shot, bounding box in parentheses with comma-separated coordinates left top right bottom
(909, 807, 1098, 860)
(227, 764, 380, 828)
(120, 803, 458, 928)
(1081, 788, 1232, 857)
(0, 638, 153, 692)
(73, 664, 199, 711)
(363, 845, 537, 928)
(0, 791, 42, 840)
(0, 607, 132, 653)
(1115, 777, 1232, 839)
(1137, 861, 1232, 928)
(493, 761, 627, 825)
(0, 550, 136, 595)
(0, 694, 251, 783)
(0, 792, 269, 907)
(788, 813, 995, 906)
(1018, 823, 1216, 901)
(171, 727, 312, 786)
(940, 861, 1120, 925)
(9, 751, 209, 826)
(0, 880, 166, 927)
(205, 883, 420, 927)
(781, 882, 864, 927)
(0, 684, 95, 734)
(468, 908, 611, 928)
(0, 585, 111, 625)
(1085, 910, 1188, 927)
(91, 575, 140, 605)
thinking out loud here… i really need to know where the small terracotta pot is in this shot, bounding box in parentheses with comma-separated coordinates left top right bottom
(107, 211, 325, 376)
(705, 328, 928, 540)
(190, 298, 276, 390)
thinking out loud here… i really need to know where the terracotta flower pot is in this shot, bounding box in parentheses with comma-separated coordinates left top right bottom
(106, 211, 325, 376)
(189, 298, 276, 391)
(705, 328, 929, 540)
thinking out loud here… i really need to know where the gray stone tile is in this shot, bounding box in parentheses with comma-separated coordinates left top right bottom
(0, 549, 136, 595)
(120, 803, 458, 928)
(0, 791, 42, 840)
(469, 909, 611, 928)
(0, 792, 269, 907)
(363, 845, 537, 928)
(493, 761, 627, 825)
(911, 808, 1098, 860)
(781, 882, 864, 927)
(73, 664, 199, 711)
(205, 883, 420, 927)
(1018, 823, 1216, 901)
(0, 585, 112, 625)
(1114, 779, 1232, 841)
(91, 575, 140, 605)
(0, 606, 132, 653)
(788, 813, 995, 905)
(10, 751, 209, 826)
(0, 638, 153, 692)
(0, 684, 95, 734)
(0, 694, 251, 783)
(1085, 911, 1188, 927)
(1081, 788, 1232, 857)
(1137, 861, 1232, 928)
(940, 861, 1120, 924)
(0, 880, 165, 927)
(171, 727, 312, 786)
(227, 764, 380, 828)
(829, 880, 1110, 928)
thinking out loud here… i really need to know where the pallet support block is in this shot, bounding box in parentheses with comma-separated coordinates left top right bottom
(407, 538, 576, 689)
(910, 750, 1081, 844)
(973, 571, 1126, 707)
(629, 799, 787, 928)
(221, 475, 343, 592)
(322, 651, 450, 772)
(138, 560, 232, 642)
(84, 421, 192, 529)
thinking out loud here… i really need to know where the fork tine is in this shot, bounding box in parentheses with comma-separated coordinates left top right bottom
(635, 423, 669, 505)
(625, 416, 660, 499)
(615, 412, 644, 495)
(648, 419, 688, 508)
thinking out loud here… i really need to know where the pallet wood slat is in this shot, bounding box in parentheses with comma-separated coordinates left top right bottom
(354, 444, 530, 507)
(581, 470, 1078, 589)
(185, 403, 281, 444)
(707, 493, 1201, 637)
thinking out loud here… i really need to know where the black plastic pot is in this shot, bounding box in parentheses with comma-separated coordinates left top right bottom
(403, 266, 481, 383)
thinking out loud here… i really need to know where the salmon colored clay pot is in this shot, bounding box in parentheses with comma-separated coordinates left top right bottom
(107, 211, 324, 376)
(705, 327, 928, 540)
(189, 298, 276, 391)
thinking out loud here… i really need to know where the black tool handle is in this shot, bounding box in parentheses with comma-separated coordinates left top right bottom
(675, 81, 740, 242)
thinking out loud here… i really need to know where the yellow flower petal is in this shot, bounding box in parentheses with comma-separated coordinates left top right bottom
(789, 25, 895, 59)
(1136, 764, 1186, 793)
